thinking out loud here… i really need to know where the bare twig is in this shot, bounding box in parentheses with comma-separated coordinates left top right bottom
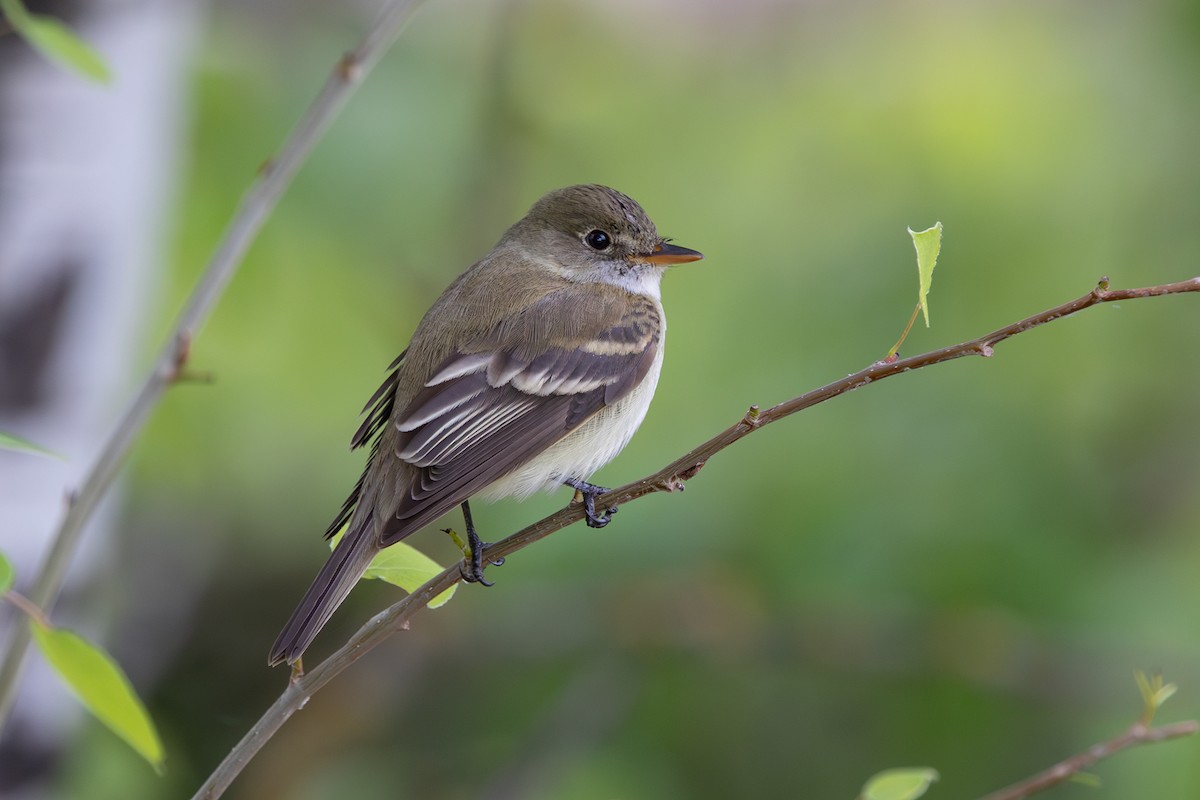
(191, 275, 1200, 798)
(979, 719, 1199, 800)
(1, 591, 51, 629)
(0, 0, 431, 729)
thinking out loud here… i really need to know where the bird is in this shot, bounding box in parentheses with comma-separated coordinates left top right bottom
(268, 184, 703, 666)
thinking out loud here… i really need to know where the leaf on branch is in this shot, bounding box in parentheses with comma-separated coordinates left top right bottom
(1070, 772, 1103, 788)
(0, 430, 64, 459)
(0, 0, 112, 84)
(1135, 670, 1178, 724)
(29, 620, 165, 772)
(860, 767, 940, 800)
(329, 530, 457, 609)
(0, 552, 14, 593)
(908, 222, 942, 327)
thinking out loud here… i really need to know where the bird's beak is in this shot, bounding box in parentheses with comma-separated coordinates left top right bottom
(639, 242, 704, 266)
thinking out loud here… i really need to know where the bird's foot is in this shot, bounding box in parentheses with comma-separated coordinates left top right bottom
(563, 477, 618, 528)
(442, 526, 504, 586)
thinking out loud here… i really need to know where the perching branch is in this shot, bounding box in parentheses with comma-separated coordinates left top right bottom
(979, 718, 1199, 800)
(0, 0, 431, 728)
(191, 275, 1200, 799)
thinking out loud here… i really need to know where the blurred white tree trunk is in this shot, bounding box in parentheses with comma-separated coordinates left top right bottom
(0, 0, 199, 793)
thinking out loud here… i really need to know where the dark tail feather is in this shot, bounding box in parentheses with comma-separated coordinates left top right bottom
(268, 518, 382, 666)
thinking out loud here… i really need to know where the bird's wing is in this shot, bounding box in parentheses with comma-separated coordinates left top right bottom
(321, 349, 408, 539)
(378, 287, 662, 546)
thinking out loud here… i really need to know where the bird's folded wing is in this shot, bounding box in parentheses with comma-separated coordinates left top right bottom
(322, 350, 407, 539)
(378, 289, 661, 545)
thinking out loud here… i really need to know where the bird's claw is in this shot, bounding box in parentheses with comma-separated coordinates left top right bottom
(458, 527, 503, 586)
(564, 478, 618, 528)
(583, 495, 618, 528)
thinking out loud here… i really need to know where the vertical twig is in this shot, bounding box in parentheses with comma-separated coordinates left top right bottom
(0, 0, 431, 729)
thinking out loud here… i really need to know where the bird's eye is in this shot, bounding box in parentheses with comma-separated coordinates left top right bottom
(584, 229, 612, 251)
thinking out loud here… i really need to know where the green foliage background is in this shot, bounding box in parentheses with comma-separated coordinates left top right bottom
(55, 0, 1200, 797)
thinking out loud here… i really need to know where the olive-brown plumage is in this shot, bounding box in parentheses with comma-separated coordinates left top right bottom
(269, 185, 701, 665)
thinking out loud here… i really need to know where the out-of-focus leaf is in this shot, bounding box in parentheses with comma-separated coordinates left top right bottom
(1135, 670, 1178, 724)
(0, 430, 63, 459)
(1154, 683, 1179, 706)
(329, 529, 457, 609)
(29, 621, 164, 772)
(0, 0, 112, 83)
(861, 767, 940, 800)
(908, 222, 942, 327)
(0, 552, 13, 593)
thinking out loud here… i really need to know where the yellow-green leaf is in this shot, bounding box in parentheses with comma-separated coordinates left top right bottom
(30, 621, 164, 772)
(0, 0, 112, 84)
(1135, 669, 1154, 706)
(0, 430, 63, 459)
(861, 767, 940, 800)
(1154, 682, 1178, 706)
(0, 552, 13, 593)
(908, 222, 942, 327)
(329, 530, 457, 609)
(1134, 669, 1177, 723)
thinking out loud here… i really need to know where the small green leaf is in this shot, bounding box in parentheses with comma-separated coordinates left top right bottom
(908, 222, 942, 327)
(329, 531, 457, 609)
(30, 621, 164, 772)
(0, 552, 14, 593)
(861, 767, 940, 800)
(1134, 669, 1177, 724)
(1070, 772, 1103, 788)
(1154, 683, 1178, 706)
(0, 430, 63, 459)
(1, 0, 112, 84)
(1135, 670, 1153, 706)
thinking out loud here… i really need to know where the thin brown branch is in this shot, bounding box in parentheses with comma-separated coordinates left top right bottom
(192, 275, 1200, 798)
(1, 591, 51, 629)
(0, 0, 431, 729)
(979, 719, 1200, 800)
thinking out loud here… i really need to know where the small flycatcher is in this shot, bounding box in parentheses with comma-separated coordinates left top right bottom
(269, 184, 702, 666)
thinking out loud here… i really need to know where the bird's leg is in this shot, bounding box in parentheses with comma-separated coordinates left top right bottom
(449, 499, 504, 586)
(562, 477, 618, 528)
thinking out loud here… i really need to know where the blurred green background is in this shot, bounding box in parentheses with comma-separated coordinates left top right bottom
(54, 0, 1200, 796)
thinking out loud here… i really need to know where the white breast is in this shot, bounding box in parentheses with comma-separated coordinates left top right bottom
(480, 310, 666, 501)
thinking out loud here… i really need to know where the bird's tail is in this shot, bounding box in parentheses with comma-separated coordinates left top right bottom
(268, 516, 381, 666)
